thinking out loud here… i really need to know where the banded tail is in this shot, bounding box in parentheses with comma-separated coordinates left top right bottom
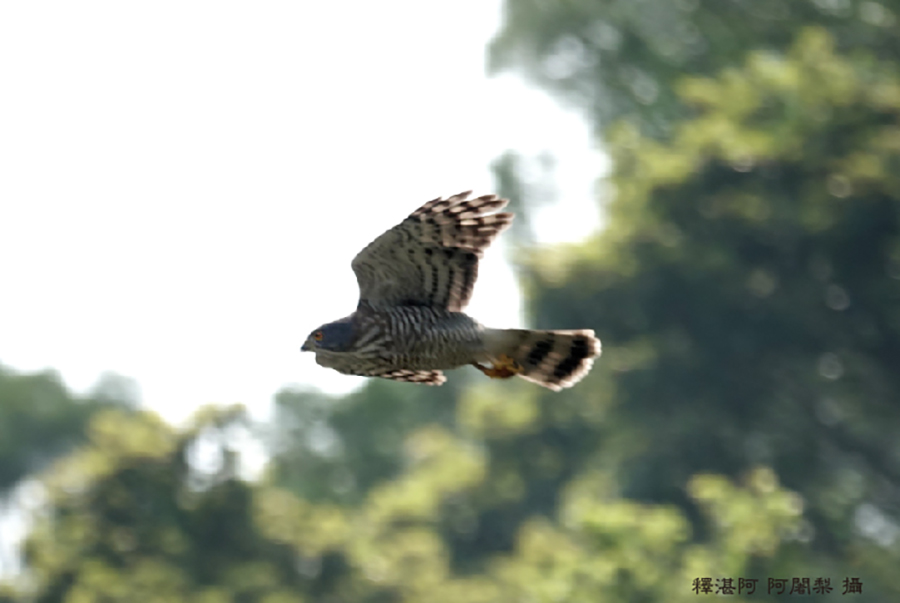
(483, 328, 601, 391)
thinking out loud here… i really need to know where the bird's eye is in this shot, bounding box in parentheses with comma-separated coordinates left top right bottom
(313, 331, 323, 341)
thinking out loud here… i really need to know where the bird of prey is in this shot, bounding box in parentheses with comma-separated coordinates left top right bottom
(301, 191, 601, 390)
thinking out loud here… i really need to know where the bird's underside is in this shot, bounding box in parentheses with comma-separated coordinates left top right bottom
(302, 191, 602, 391)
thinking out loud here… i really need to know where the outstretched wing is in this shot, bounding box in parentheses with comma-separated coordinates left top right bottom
(351, 191, 513, 312)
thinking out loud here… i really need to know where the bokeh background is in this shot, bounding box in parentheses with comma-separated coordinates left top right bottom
(2, 0, 899, 601)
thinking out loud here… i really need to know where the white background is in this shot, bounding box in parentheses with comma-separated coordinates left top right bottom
(0, 1, 604, 426)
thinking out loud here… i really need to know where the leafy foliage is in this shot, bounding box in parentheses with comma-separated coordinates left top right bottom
(4, 409, 801, 603)
(10, 407, 315, 603)
(521, 28, 900, 598)
(0, 364, 135, 493)
(490, 0, 900, 135)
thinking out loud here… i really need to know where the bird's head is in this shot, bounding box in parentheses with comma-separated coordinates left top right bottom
(301, 317, 356, 353)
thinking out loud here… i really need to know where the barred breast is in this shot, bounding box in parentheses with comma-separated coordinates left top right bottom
(381, 306, 485, 370)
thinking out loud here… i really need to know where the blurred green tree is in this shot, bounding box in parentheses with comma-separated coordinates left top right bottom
(5, 407, 327, 603)
(0, 364, 135, 493)
(257, 424, 803, 603)
(264, 376, 466, 506)
(514, 27, 900, 599)
(490, 0, 900, 136)
(3, 408, 802, 602)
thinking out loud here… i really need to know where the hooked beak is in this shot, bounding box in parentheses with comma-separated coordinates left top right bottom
(301, 341, 311, 352)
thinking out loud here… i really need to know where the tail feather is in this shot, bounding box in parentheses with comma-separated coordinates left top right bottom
(483, 328, 601, 391)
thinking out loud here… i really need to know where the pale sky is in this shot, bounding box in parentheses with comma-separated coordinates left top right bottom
(0, 1, 604, 426)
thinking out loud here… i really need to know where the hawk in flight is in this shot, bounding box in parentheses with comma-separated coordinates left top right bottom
(301, 192, 601, 390)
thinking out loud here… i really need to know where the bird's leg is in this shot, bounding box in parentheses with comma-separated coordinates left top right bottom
(471, 354, 523, 379)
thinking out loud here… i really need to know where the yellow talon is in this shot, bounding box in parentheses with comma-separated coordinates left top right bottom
(472, 354, 523, 379)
